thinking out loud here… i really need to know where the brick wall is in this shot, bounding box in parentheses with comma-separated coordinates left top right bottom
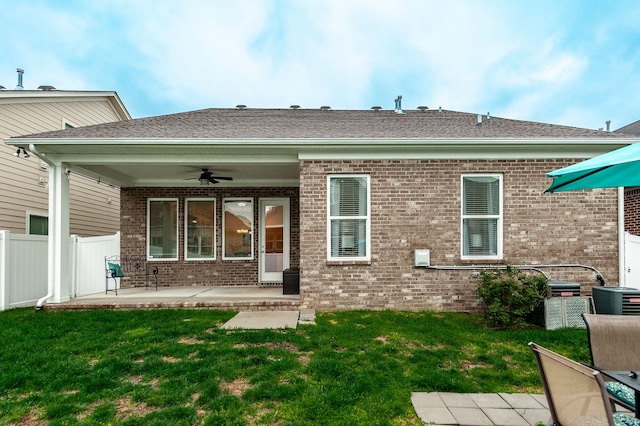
(120, 187, 299, 287)
(298, 159, 619, 312)
(625, 188, 640, 235)
(120, 159, 620, 313)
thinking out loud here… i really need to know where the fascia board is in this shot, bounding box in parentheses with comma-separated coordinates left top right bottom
(9, 137, 637, 159)
(12, 136, 636, 145)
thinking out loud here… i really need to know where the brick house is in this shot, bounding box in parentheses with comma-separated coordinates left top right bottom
(7, 106, 637, 311)
(614, 120, 640, 236)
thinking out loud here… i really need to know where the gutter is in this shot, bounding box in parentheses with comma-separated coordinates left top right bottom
(29, 143, 54, 311)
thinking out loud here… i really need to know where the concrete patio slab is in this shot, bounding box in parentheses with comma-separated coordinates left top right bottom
(482, 408, 530, 425)
(498, 393, 545, 409)
(411, 392, 552, 426)
(449, 407, 493, 425)
(516, 408, 552, 425)
(45, 286, 300, 311)
(221, 310, 300, 329)
(470, 393, 511, 408)
(439, 392, 478, 408)
(411, 392, 446, 408)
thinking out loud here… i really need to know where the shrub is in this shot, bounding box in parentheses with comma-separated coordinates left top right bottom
(476, 266, 549, 329)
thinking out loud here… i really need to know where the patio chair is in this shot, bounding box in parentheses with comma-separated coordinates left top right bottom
(583, 313, 640, 412)
(529, 342, 640, 426)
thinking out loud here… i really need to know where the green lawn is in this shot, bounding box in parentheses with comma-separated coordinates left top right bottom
(0, 308, 589, 425)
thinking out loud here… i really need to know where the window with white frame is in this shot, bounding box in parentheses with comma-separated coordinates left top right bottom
(147, 199, 178, 260)
(223, 198, 253, 260)
(185, 199, 216, 260)
(461, 174, 503, 258)
(328, 175, 370, 260)
(27, 212, 48, 235)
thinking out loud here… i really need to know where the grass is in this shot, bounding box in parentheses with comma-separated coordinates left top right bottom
(0, 308, 589, 425)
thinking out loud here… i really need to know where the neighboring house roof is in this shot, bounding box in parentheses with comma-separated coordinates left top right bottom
(17, 107, 628, 140)
(615, 119, 640, 136)
(0, 89, 131, 122)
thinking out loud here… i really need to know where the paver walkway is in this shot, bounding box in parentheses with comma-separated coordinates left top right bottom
(411, 392, 550, 425)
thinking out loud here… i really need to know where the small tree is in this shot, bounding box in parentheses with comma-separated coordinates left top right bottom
(476, 266, 549, 329)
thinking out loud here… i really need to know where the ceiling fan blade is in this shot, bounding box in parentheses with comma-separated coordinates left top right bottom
(208, 177, 220, 184)
(212, 176, 233, 180)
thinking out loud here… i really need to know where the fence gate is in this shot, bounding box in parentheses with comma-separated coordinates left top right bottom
(0, 231, 120, 310)
(626, 232, 640, 290)
(73, 233, 120, 297)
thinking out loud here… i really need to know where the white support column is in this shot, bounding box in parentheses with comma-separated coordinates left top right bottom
(48, 163, 71, 303)
(0, 230, 9, 311)
(619, 187, 625, 287)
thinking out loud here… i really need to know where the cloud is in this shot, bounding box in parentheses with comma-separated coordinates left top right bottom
(1, 0, 639, 129)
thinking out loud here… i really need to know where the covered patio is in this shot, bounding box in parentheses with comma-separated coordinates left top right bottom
(44, 285, 300, 311)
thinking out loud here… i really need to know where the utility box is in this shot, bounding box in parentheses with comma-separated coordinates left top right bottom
(283, 268, 300, 295)
(414, 249, 431, 267)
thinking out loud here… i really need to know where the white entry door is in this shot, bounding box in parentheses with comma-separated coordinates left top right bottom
(259, 198, 290, 283)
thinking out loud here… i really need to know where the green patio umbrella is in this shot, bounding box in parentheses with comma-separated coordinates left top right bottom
(545, 142, 640, 193)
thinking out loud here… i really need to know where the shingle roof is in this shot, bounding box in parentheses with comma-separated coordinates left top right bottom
(615, 119, 640, 136)
(19, 107, 628, 140)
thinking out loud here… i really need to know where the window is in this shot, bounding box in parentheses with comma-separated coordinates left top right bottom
(28, 213, 48, 235)
(185, 199, 216, 260)
(328, 175, 370, 260)
(461, 174, 503, 258)
(147, 199, 178, 260)
(62, 118, 77, 129)
(223, 198, 253, 260)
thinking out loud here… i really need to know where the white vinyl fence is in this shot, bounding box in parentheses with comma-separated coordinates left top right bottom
(0, 231, 120, 310)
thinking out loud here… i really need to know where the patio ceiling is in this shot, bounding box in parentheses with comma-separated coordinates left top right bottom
(23, 139, 303, 187)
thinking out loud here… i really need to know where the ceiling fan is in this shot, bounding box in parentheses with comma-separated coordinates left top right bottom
(190, 168, 233, 185)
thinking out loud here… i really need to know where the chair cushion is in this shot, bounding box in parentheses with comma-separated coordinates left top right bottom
(607, 381, 636, 408)
(613, 412, 640, 426)
(108, 262, 124, 278)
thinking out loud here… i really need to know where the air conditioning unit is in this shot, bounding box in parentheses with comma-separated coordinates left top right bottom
(592, 287, 640, 315)
(548, 280, 581, 297)
(528, 296, 592, 330)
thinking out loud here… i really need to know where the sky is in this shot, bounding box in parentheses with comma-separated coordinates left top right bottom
(2, 0, 639, 130)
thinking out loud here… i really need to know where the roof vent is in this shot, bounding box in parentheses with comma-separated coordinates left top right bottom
(417, 106, 428, 111)
(394, 95, 403, 114)
(320, 106, 331, 111)
(236, 104, 247, 109)
(371, 106, 382, 111)
(477, 114, 482, 125)
(290, 105, 300, 109)
(15, 68, 24, 90)
(487, 112, 491, 121)
(438, 106, 442, 113)
(606, 120, 611, 132)
(38, 85, 56, 91)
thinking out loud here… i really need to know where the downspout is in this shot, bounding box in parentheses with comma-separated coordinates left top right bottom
(619, 187, 625, 287)
(29, 144, 54, 311)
